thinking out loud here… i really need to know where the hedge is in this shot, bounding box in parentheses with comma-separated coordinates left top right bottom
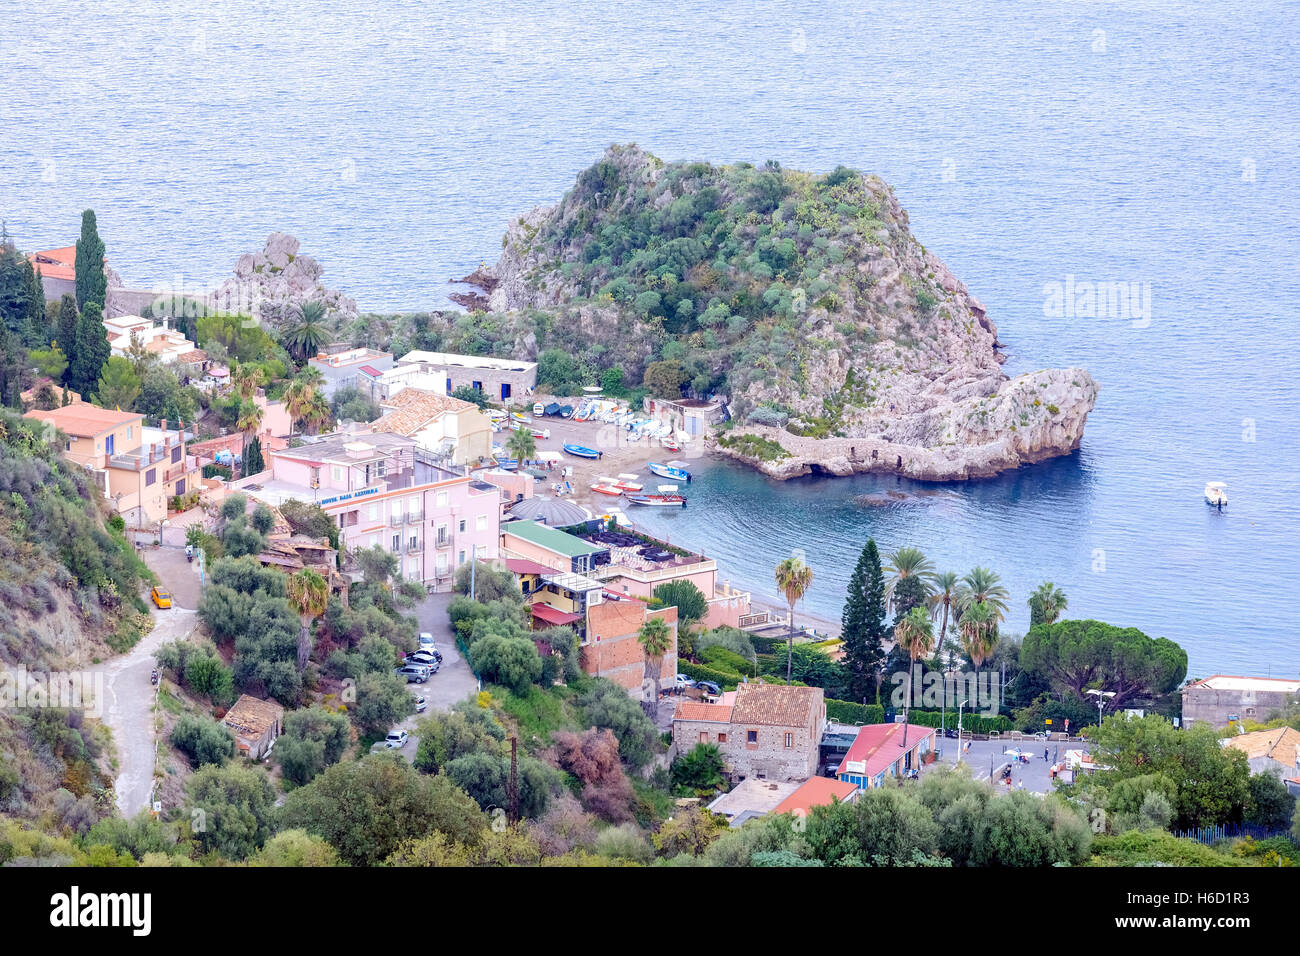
(677, 660, 743, 690)
(826, 700, 885, 725)
(904, 709, 1013, 735)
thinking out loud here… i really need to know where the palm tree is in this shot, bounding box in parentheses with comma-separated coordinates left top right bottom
(1027, 581, 1068, 627)
(231, 361, 264, 401)
(774, 555, 814, 682)
(958, 600, 996, 669)
(506, 427, 536, 465)
(929, 571, 960, 645)
(636, 615, 674, 718)
(884, 546, 935, 617)
(235, 400, 264, 477)
(300, 390, 333, 436)
(282, 301, 331, 362)
(286, 568, 330, 672)
(893, 606, 934, 749)
(956, 566, 1010, 628)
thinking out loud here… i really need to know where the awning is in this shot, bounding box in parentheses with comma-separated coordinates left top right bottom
(536, 451, 562, 462)
(506, 558, 553, 576)
(529, 603, 583, 627)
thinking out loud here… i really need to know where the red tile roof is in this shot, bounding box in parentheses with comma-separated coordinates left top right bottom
(675, 701, 733, 722)
(25, 402, 142, 437)
(838, 723, 936, 780)
(28, 246, 77, 281)
(730, 683, 823, 728)
(530, 603, 583, 627)
(772, 777, 858, 816)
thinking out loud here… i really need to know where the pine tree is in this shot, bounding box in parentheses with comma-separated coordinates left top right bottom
(74, 210, 107, 311)
(70, 301, 110, 396)
(841, 537, 888, 704)
(244, 435, 265, 476)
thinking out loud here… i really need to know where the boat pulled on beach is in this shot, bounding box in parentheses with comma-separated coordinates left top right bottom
(563, 443, 602, 459)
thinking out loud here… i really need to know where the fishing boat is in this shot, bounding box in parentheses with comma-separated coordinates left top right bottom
(559, 405, 574, 418)
(1205, 481, 1228, 508)
(660, 436, 680, 451)
(611, 478, 642, 492)
(530, 427, 550, 440)
(532, 402, 545, 416)
(562, 443, 601, 459)
(544, 402, 561, 416)
(624, 492, 687, 507)
(648, 461, 691, 482)
(590, 482, 623, 496)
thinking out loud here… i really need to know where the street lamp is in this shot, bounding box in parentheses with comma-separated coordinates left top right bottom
(954, 699, 969, 766)
(1086, 688, 1116, 728)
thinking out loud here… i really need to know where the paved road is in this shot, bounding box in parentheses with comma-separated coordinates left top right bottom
(925, 736, 1090, 794)
(101, 546, 203, 816)
(388, 591, 479, 758)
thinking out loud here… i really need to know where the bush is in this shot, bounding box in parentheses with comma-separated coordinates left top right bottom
(170, 715, 236, 768)
(671, 743, 725, 792)
(579, 679, 658, 770)
(826, 699, 886, 725)
(470, 634, 543, 695)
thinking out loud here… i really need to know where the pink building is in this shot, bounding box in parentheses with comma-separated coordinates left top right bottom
(236, 431, 500, 589)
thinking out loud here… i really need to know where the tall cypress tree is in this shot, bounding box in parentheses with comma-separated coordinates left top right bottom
(74, 209, 107, 311)
(56, 294, 79, 367)
(70, 301, 110, 396)
(841, 537, 888, 704)
(23, 260, 48, 347)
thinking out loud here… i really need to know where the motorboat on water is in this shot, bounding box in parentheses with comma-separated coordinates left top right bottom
(648, 461, 691, 482)
(1205, 481, 1228, 508)
(563, 443, 601, 459)
(624, 492, 687, 507)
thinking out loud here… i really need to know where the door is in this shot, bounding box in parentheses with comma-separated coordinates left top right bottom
(501, 383, 511, 400)
(176, 479, 185, 496)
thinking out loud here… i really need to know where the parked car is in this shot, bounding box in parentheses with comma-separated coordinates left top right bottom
(395, 665, 429, 683)
(418, 632, 438, 651)
(150, 587, 172, 609)
(414, 696, 427, 713)
(674, 674, 692, 692)
(693, 680, 721, 696)
(406, 652, 440, 671)
(385, 730, 409, 749)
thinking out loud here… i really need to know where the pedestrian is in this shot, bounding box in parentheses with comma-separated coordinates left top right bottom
(1044, 746, 1049, 762)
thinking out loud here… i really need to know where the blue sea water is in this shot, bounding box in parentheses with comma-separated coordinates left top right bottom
(2, 1, 1298, 675)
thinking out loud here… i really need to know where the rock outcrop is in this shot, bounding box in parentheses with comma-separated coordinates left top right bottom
(481, 146, 1098, 481)
(214, 232, 357, 325)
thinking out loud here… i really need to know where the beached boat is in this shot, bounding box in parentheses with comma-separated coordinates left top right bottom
(611, 479, 642, 492)
(590, 483, 623, 496)
(496, 457, 518, 471)
(559, 405, 574, 418)
(648, 461, 691, 482)
(624, 493, 686, 507)
(661, 437, 680, 451)
(530, 427, 550, 440)
(562, 443, 601, 459)
(1205, 481, 1228, 508)
(544, 402, 561, 416)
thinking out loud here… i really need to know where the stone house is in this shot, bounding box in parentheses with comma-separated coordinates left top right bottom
(222, 695, 284, 761)
(673, 683, 826, 782)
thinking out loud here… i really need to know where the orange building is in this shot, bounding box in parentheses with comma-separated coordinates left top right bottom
(581, 599, 677, 695)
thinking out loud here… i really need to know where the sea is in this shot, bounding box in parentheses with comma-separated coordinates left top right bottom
(2, 1, 1298, 676)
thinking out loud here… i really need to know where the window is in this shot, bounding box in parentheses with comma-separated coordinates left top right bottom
(368, 502, 379, 521)
(145, 468, 156, 485)
(127, 426, 133, 440)
(718, 733, 727, 743)
(331, 465, 343, 482)
(407, 495, 419, 512)
(436, 491, 448, 507)
(172, 445, 181, 463)
(784, 733, 793, 749)
(458, 550, 466, 564)
(106, 434, 115, 455)
(458, 519, 466, 533)
(699, 732, 708, 744)
(64, 440, 71, 452)
(746, 730, 758, 744)
(392, 534, 401, 552)
(476, 514, 487, 531)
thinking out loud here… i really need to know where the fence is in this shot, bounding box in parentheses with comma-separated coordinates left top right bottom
(1172, 823, 1294, 844)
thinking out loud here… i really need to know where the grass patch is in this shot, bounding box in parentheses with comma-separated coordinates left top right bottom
(493, 684, 581, 747)
(716, 432, 790, 462)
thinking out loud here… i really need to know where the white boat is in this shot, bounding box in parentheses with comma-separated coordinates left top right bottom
(1205, 481, 1228, 508)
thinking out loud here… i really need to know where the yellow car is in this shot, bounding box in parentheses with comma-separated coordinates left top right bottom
(150, 587, 172, 609)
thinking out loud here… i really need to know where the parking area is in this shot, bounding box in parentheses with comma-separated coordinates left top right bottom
(388, 590, 480, 756)
(926, 736, 1090, 794)
(141, 544, 203, 609)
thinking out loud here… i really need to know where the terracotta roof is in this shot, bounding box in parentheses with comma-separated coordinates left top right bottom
(176, 348, 208, 363)
(373, 388, 476, 435)
(675, 701, 733, 722)
(25, 402, 142, 437)
(19, 380, 79, 405)
(838, 722, 936, 780)
(1223, 727, 1300, 764)
(772, 777, 859, 816)
(730, 683, 824, 728)
(28, 246, 76, 281)
(222, 694, 284, 741)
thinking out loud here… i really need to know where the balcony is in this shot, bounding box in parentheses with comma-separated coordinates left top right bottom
(389, 514, 405, 527)
(407, 511, 424, 523)
(434, 531, 451, 549)
(406, 540, 423, 554)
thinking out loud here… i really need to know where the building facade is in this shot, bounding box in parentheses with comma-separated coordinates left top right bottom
(673, 684, 826, 781)
(1182, 675, 1300, 729)
(381, 350, 538, 406)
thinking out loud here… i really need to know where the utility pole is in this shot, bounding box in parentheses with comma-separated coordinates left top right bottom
(954, 699, 968, 766)
(507, 736, 519, 824)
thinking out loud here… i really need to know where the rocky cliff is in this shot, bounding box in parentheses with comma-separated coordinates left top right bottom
(482, 145, 1097, 481)
(215, 232, 357, 326)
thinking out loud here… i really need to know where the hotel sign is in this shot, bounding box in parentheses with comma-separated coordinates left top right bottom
(318, 487, 379, 507)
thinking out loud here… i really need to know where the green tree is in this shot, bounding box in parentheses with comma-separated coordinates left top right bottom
(579, 678, 658, 769)
(1027, 581, 1068, 627)
(74, 209, 107, 311)
(958, 600, 996, 670)
(250, 829, 341, 866)
(276, 753, 486, 865)
(55, 295, 79, 378)
(285, 567, 329, 671)
(774, 554, 814, 682)
(445, 750, 561, 820)
(28, 344, 68, 381)
(671, 742, 725, 791)
(956, 566, 1010, 631)
(636, 614, 674, 716)
(352, 671, 413, 737)
(170, 715, 236, 768)
(1019, 620, 1187, 710)
(650, 579, 707, 626)
(884, 547, 935, 619)
(894, 606, 935, 748)
(451, 384, 489, 408)
(275, 706, 352, 786)
(643, 360, 687, 398)
(183, 763, 276, 860)
(469, 634, 542, 695)
(69, 301, 110, 395)
(281, 300, 331, 362)
(93, 356, 141, 410)
(841, 538, 888, 704)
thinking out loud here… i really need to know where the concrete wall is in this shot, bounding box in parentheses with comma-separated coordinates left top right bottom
(1183, 686, 1297, 728)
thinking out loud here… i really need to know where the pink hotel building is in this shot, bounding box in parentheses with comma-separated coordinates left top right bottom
(236, 431, 501, 589)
